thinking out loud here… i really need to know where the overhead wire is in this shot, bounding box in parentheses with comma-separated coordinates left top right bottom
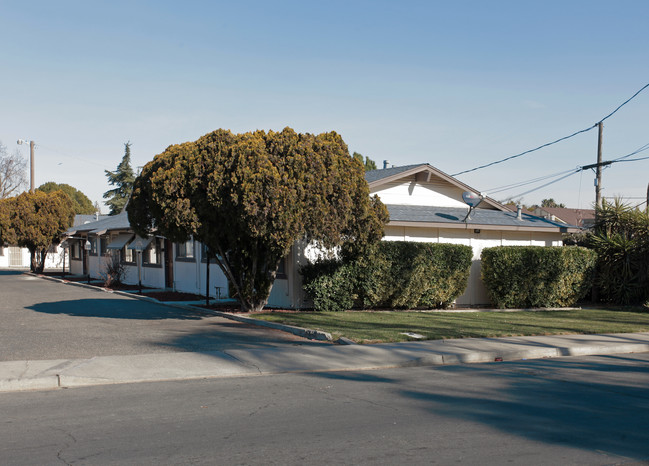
(491, 142, 649, 202)
(452, 82, 649, 177)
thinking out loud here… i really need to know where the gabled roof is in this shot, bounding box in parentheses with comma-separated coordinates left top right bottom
(385, 205, 580, 233)
(66, 211, 131, 236)
(365, 163, 510, 211)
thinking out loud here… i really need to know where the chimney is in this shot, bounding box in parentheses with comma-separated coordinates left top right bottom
(383, 160, 390, 169)
(516, 205, 522, 221)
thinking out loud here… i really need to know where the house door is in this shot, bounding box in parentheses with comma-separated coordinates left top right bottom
(8, 247, 24, 267)
(164, 239, 173, 288)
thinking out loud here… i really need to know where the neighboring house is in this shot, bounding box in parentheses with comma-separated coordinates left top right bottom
(531, 206, 596, 229)
(63, 211, 298, 307)
(0, 214, 105, 269)
(365, 164, 580, 306)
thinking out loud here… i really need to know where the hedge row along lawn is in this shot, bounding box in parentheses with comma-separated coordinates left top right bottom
(254, 308, 649, 344)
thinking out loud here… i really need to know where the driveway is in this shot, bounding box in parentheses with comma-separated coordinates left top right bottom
(0, 270, 326, 362)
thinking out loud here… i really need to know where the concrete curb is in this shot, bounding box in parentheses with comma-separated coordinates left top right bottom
(2, 333, 649, 393)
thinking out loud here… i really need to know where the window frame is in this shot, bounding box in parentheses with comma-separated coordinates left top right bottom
(175, 239, 195, 262)
(143, 238, 162, 268)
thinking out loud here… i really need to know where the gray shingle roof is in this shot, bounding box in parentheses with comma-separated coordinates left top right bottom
(66, 211, 131, 235)
(364, 164, 424, 183)
(386, 205, 576, 230)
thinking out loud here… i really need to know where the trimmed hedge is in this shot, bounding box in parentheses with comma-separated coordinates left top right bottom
(481, 246, 597, 309)
(301, 241, 473, 311)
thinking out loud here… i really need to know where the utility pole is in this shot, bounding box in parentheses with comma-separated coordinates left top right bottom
(17, 139, 35, 193)
(29, 140, 35, 193)
(595, 122, 603, 207)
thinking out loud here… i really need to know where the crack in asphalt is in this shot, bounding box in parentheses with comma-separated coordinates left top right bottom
(52, 427, 77, 465)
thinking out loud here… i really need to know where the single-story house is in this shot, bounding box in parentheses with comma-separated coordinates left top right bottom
(1, 214, 106, 270)
(63, 211, 296, 308)
(365, 164, 580, 305)
(61, 163, 579, 308)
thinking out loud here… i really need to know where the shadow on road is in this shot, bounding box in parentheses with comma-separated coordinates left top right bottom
(27, 298, 205, 320)
(313, 355, 649, 461)
(0, 269, 28, 276)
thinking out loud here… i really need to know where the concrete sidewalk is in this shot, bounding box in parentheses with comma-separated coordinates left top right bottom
(2, 332, 649, 392)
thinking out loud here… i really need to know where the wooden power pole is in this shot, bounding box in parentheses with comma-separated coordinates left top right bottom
(29, 140, 35, 193)
(595, 122, 603, 207)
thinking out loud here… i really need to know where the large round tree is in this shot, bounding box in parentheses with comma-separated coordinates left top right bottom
(2, 190, 75, 272)
(127, 128, 388, 312)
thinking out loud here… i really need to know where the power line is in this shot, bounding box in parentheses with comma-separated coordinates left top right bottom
(485, 168, 577, 195)
(492, 143, 649, 202)
(505, 169, 581, 200)
(452, 82, 649, 177)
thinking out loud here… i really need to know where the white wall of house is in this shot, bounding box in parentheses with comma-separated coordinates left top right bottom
(0, 246, 30, 267)
(371, 175, 497, 209)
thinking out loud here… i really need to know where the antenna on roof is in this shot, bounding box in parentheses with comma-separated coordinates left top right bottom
(462, 191, 483, 222)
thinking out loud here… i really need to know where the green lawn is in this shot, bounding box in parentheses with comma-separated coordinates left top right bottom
(254, 308, 649, 343)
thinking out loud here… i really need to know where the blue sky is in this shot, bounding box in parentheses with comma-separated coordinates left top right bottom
(1, 0, 648, 211)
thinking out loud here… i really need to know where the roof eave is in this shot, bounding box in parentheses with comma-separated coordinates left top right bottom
(368, 164, 509, 212)
(387, 220, 579, 234)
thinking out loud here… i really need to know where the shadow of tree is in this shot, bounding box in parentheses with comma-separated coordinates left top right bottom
(27, 299, 205, 320)
(310, 355, 649, 460)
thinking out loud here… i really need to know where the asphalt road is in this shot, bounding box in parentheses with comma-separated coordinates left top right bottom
(1, 353, 648, 465)
(0, 270, 326, 361)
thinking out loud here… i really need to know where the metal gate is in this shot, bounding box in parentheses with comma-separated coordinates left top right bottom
(8, 247, 25, 267)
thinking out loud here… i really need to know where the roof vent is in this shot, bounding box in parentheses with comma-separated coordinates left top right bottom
(383, 160, 390, 169)
(517, 205, 523, 221)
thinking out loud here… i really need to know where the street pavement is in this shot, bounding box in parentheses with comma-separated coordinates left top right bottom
(2, 269, 649, 392)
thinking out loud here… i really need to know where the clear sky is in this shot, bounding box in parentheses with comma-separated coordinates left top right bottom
(1, 0, 648, 211)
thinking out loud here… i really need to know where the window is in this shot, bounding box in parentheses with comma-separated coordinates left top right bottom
(70, 241, 81, 260)
(89, 237, 98, 256)
(176, 239, 195, 261)
(276, 256, 287, 279)
(143, 238, 162, 266)
(99, 236, 108, 256)
(200, 242, 223, 263)
(122, 245, 135, 264)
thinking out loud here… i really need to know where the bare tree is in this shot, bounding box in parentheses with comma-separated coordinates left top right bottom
(0, 141, 27, 199)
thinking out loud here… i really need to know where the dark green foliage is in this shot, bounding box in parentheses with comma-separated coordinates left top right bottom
(37, 182, 95, 215)
(481, 246, 597, 308)
(104, 142, 135, 215)
(352, 152, 377, 171)
(589, 199, 649, 304)
(128, 128, 388, 312)
(301, 259, 357, 312)
(302, 241, 473, 311)
(541, 198, 566, 208)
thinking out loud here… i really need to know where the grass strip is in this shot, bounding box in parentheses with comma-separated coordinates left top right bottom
(253, 308, 649, 343)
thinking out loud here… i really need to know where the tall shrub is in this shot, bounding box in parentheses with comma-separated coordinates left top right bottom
(302, 241, 473, 311)
(481, 246, 597, 308)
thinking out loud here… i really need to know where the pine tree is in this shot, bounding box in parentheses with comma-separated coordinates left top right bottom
(103, 142, 135, 215)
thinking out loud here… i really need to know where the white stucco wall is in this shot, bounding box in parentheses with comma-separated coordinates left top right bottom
(371, 176, 489, 209)
(0, 246, 30, 268)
